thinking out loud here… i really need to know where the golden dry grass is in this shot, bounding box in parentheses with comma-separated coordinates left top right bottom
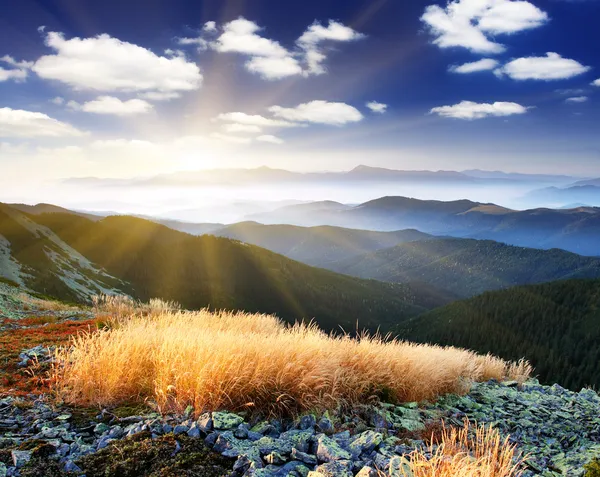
(398, 420, 523, 477)
(53, 308, 531, 416)
(92, 294, 180, 324)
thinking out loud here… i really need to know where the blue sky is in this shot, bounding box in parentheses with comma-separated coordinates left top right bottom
(1, 0, 599, 189)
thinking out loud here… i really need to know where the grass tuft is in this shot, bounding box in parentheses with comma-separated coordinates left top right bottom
(53, 308, 530, 416)
(399, 419, 524, 477)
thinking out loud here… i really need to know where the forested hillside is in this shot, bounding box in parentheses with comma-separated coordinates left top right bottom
(329, 238, 600, 297)
(214, 221, 431, 266)
(399, 279, 600, 390)
(32, 212, 454, 332)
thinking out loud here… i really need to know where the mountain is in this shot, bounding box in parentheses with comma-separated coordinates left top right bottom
(63, 166, 579, 188)
(251, 196, 600, 256)
(30, 211, 454, 332)
(523, 185, 600, 207)
(8, 203, 104, 222)
(399, 279, 600, 391)
(0, 204, 125, 301)
(328, 238, 600, 297)
(213, 222, 432, 266)
(571, 178, 600, 187)
(461, 169, 579, 184)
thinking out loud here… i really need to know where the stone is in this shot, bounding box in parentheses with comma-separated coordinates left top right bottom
(298, 414, 316, 430)
(291, 448, 318, 465)
(11, 450, 32, 468)
(315, 434, 352, 462)
(349, 430, 383, 457)
(388, 456, 413, 477)
(187, 423, 201, 438)
(64, 460, 82, 473)
(0, 463, 6, 477)
(197, 413, 213, 432)
(94, 423, 110, 435)
(173, 424, 189, 435)
(212, 411, 244, 430)
(313, 460, 353, 477)
(355, 466, 378, 477)
(264, 451, 287, 465)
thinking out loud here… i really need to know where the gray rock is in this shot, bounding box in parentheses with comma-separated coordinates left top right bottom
(173, 424, 189, 435)
(0, 463, 6, 477)
(11, 450, 32, 468)
(389, 455, 412, 476)
(291, 448, 318, 465)
(349, 430, 383, 457)
(298, 414, 316, 430)
(264, 451, 287, 465)
(64, 460, 82, 473)
(313, 460, 353, 477)
(212, 411, 244, 430)
(187, 423, 201, 438)
(355, 466, 378, 477)
(315, 434, 352, 462)
(197, 413, 213, 432)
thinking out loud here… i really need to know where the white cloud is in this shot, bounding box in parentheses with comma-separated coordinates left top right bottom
(0, 142, 28, 154)
(50, 96, 65, 105)
(257, 134, 284, 144)
(91, 139, 154, 149)
(138, 91, 181, 101)
(421, 0, 548, 54)
(210, 132, 252, 144)
(70, 96, 154, 116)
(565, 96, 588, 103)
(0, 107, 87, 137)
(592, 78, 600, 87)
(206, 17, 362, 80)
(296, 20, 364, 75)
(216, 112, 295, 128)
(269, 100, 363, 125)
(177, 37, 209, 51)
(0, 55, 31, 82)
(430, 100, 529, 119)
(245, 55, 303, 80)
(213, 18, 289, 58)
(366, 101, 388, 113)
(1, 55, 34, 69)
(222, 123, 262, 133)
(33, 32, 202, 94)
(203, 21, 217, 33)
(449, 58, 499, 73)
(496, 53, 590, 80)
(0, 67, 27, 82)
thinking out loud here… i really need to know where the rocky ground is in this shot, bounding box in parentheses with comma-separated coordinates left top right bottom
(0, 285, 599, 477)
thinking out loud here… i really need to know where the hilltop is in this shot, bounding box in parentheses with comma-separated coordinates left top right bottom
(327, 238, 600, 297)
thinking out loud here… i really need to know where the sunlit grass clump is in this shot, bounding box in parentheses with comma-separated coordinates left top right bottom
(401, 420, 523, 477)
(53, 308, 531, 416)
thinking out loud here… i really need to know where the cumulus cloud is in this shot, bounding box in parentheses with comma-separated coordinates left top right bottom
(269, 100, 363, 125)
(210, 132, 252, 144)
(496, 52, 590, 80)
(421, 0, 548, 53)
(256, 134, 284, 144)
(222, 123, 262, 133)
(449, 58, 499, 73)
(565, 96, 588, 103)
(216, 112, 296, 128)
(430, 100, 529, 119)
(32, 32, 202, 95)
(592, 78, 600, 87)
(177, 36, 209, 51)
(0, 55, 32, 82)
(296, 20, 364, 75)
(90, 139, 154, 149)
(245, 55, 303, 80)
(366, 101, 388, 113)
(195, 17, 362, 80)
(50, 96, 65, 105)
(0, 107, 87, 137)
(138, 91, 181, 101)
(69, 96, 154, 115)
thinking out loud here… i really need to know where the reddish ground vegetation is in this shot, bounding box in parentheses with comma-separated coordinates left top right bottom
(0, 319, 99, 396)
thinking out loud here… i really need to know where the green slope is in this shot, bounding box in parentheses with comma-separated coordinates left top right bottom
(329, 238, 600, 297)
(398, 279, 600, 390)
(214, 221, 431, 266)
(33, 213, 455, 332)
(0, 204, 125, 302)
